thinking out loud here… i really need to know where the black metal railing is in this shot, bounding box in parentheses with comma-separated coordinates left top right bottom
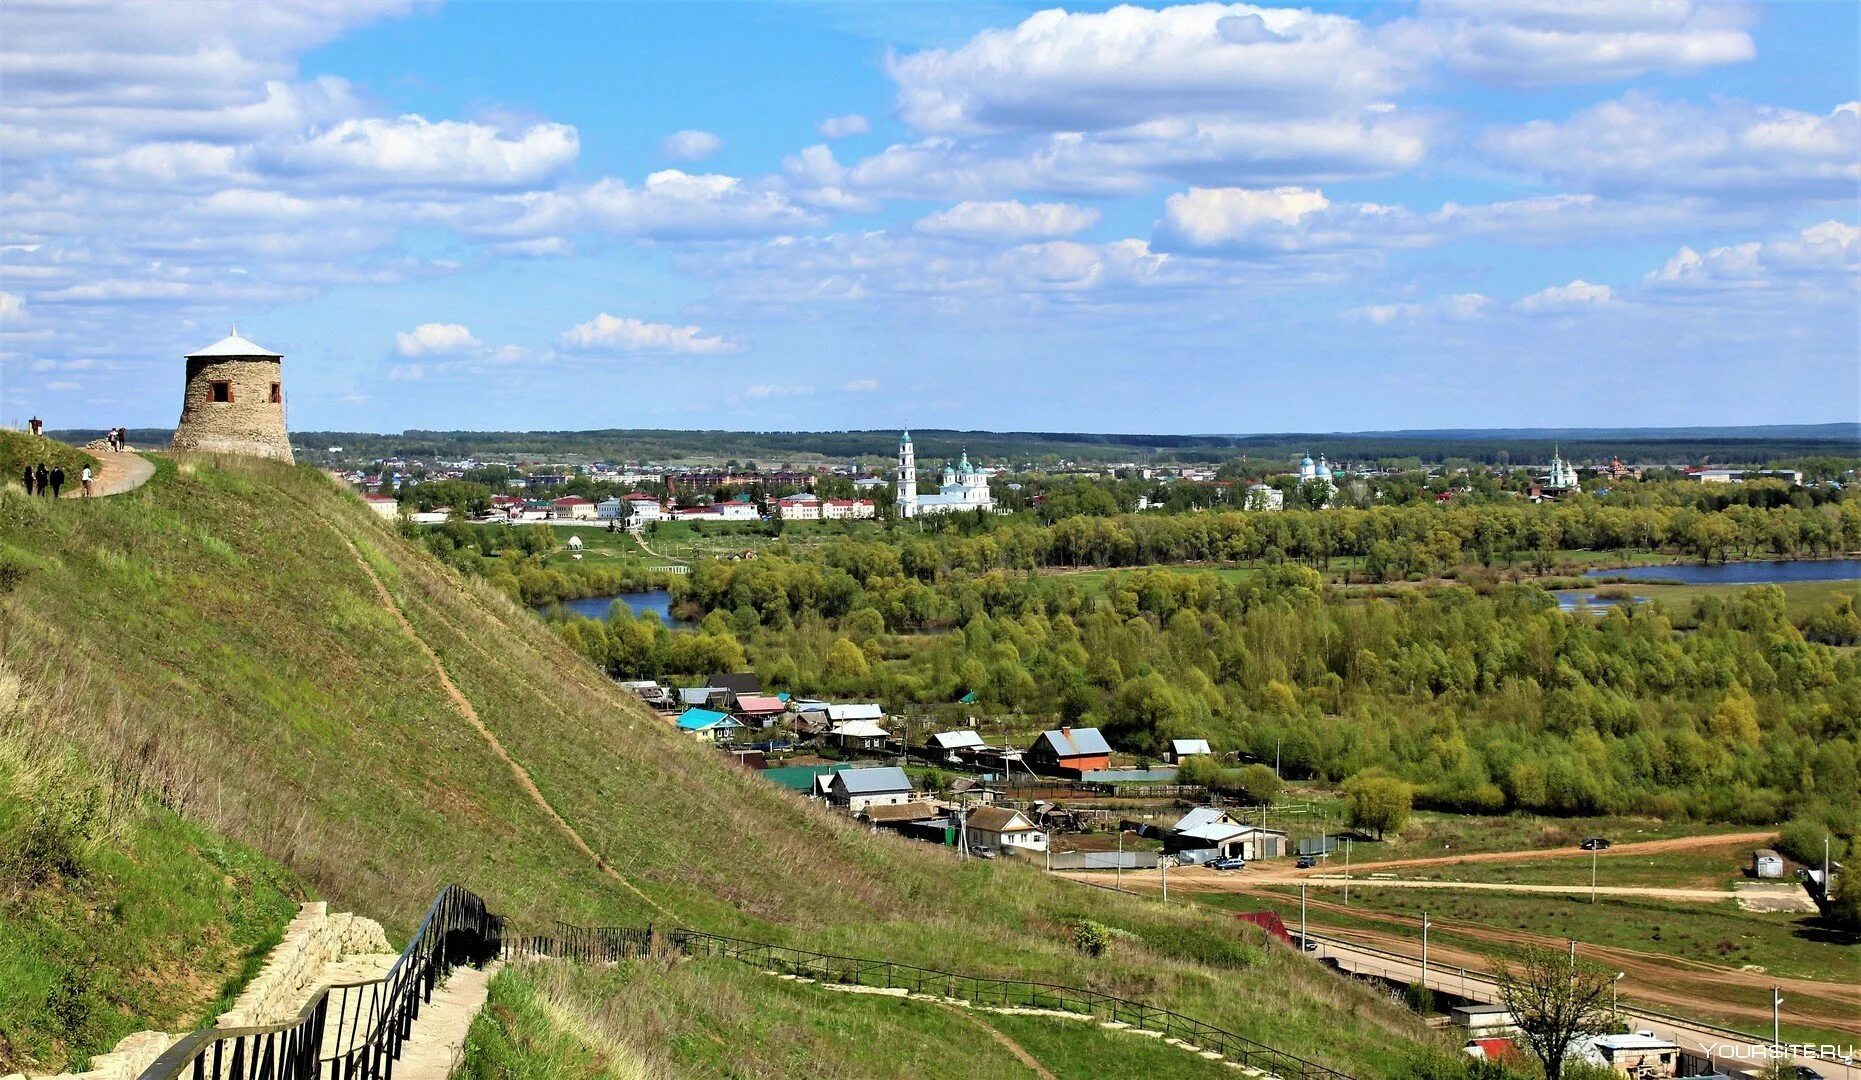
(138, 885, 503, 1080)
(516, 919, 1352, 1080)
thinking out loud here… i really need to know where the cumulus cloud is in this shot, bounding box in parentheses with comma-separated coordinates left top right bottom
(557, 313, 737, 355)
(394, 322, 482, 356)
(660, 129, 723, 161)
(1400, 0, 1755, 86)
(499, 171, 818, 241)
(1153, 186, 1426, 253)
(819, 114, 870, 138)
(1482, 94, 1859, 200)
(0, 291, 24, 322)
(915, 200, 1100, 242)
(263, 115, 579, 188)
(1644, 221, 1859, 293)
(1514, 279, 1613, 315)
(888, 4, 1414, 135)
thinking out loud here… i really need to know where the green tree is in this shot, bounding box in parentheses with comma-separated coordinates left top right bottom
(1493, 945, 1616, 1080)
(1344, 771, 1412, 840)
(1237, 764, 1282, 806)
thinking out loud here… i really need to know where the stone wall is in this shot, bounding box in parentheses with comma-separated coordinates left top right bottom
(8, 903, 392, 1080)
(169, 357, 293, 462)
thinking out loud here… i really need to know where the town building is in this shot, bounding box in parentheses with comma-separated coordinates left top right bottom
(170, 327, 293, 462)
(1297, 453, 1337, 503)
(1026, 727, 1111, 777)
(1244, 483, 1284, 511)
(776, 493, 822, 520)
(676, 708, 742, 743)
(896, 429, 995, 517)
(1579, 1032, 1679, 1078)
(362, 494, 399, 520)
(1546, 447, 1580, 492)
(552, 496, 597, 520)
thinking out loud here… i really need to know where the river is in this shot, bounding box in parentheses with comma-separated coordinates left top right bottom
(1582, 558, 1861, 586)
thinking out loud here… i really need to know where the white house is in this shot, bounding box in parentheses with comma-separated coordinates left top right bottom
(596, 497, 624, 520)
(963, 806, 1048, 853)
(1166, 808, 1287, 861)
(928, 729, 987, 762)
(362, 494, 399, 519)
(1244, 484, 1284, 511)
(829, 718, 890, 751)
(625, 494, 667, 523)
(720, 496, 760, 520)
(822, 498, 876, 520)
(777, 493, 823, 521)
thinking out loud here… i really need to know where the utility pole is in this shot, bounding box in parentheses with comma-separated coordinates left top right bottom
(1772, 988, 1783, 1061)
(1591, 844, 1599, 905)
(1161, 857, 1169, 903)
(1275, 739, 1281, 777)
(1421, 913, 1430, 988)
(1117, 829, 1124, 889)
(1344, 838, 1352, 905)
(1300, 883, 1308, 953)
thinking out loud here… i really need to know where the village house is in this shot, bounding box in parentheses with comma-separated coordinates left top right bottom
(1026, 727, 1111, 778)
(1168, 738, 1212, 764)
(707, 672, 763, 698)
(962, 806, 1048, 853)
(675, 708, 742, 743)
(829, 717, 890, 751)
(821, 498, 876, 520)
(1580, 1032, 1679, 1078)
(552, 495, 597, 520)
(362, 493, 399, 519)
(618, 680, 675, 710)
(731, 694, 788, 729)
(821, 766, 914, 814)
(1165, 807, 1288, 862)
(678, 685, 727, 709)
(927, 729, 988, 764)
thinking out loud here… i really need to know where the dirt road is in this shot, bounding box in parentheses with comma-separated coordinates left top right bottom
(1247, 830, 1780, 882)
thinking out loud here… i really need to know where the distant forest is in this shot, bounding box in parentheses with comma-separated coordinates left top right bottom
(62, 423, 1860, 469)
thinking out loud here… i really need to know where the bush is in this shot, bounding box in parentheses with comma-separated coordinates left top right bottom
(1069, 919, 1109, 957)
(1402, 981, 1436, 1015)
(1777, 815, 1847, 868)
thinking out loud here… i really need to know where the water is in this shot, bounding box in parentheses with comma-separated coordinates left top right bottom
(1582, 559, 1861, 586)
(1556, 591, 1647, 613)
(535, 589, 688, 624)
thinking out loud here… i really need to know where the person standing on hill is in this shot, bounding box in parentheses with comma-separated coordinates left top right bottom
(20, 464, 35, 494)
(34, 463, 48, 496)
(81, 465, 93, 497)
(29, 416, 43, 437)
(49, 465, 65, 497)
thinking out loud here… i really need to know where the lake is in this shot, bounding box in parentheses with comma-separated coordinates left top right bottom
(1582, 559, 1861, 586)
(535, 589, 689, 625)
(1555, 591, 1648, 614)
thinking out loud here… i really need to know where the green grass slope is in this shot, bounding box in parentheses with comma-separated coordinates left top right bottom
(1, 432, 97, 491)
(0, 456, 1484, 1078)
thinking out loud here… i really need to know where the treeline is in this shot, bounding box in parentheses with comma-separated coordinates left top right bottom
(411, 521, 666, 605)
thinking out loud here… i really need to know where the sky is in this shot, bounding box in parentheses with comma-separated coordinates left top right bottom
(1, 0, 1856, 435)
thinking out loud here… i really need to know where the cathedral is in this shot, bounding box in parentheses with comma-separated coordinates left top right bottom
(896, 429, 995, 517)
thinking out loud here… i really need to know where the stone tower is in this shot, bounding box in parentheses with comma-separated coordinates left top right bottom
(170, 327, 293, 462)
(896, 428, 917, 518)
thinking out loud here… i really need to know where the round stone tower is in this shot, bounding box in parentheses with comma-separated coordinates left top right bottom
(170, 326, 293, 462)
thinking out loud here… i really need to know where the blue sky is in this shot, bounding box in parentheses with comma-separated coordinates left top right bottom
(2, 0, 1856, 435)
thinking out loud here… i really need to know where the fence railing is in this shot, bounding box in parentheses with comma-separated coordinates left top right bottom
(517, 919, 1352, 1080)
(138, 884, 503, 1080)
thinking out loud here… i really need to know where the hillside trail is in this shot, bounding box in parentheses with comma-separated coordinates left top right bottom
(334, 528, 671, 918)
(386, 962, 498, 1080)
(1248, 830, 1778, 882)
(935, 1005, 1058, 1080)
(59, 445, 153, 498)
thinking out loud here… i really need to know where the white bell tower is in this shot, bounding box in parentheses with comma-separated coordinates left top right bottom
(896, 428, 917, 518)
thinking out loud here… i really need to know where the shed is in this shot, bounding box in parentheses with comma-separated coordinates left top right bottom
(1751, 849, 1785, 879)
(1169, 738, 1212, 763)
(706, 671, 763, 696)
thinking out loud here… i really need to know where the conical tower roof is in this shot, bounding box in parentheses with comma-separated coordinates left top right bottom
(186, 325, 281, 359)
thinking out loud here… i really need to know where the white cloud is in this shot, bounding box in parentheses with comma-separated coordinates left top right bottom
(915, 200, 1100, 242)
(1644, 221, 1859, 293)
(1401, 0, 1755, 86)
(501, 171, 818, 241)
(744, 384, 813, 399)
(264, 115, 579, 188)
(1514, 279, 1613, 315)
(394, 322, 482, 357)
(1153, 185, 1428, 254)
(1350, 293, 1489, 324)
(1483, 95, 1859, 200)
(843, 378, 879, 392)
(661, 129, 723, 161)
(0, 291, 24, 322)
(819, 114, 869, 138)
(888, 4, 1414, 136)
(557, 314, 737, 356)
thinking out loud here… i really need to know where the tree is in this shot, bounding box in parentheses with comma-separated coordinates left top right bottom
(1343, 771, 1411, 839)
(1237, 764, 1282, 806)
(1493, 945, 1616, 1080)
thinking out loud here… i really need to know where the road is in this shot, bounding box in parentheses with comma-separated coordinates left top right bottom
(1246, 830, 1781, 883)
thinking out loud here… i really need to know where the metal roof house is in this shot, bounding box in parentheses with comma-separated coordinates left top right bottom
(826, 702, 884, 722)
(829, 718, 890, 750)
(676, 708, 742, 743)
(823, 766, 914, 813)
(1169, 738, 1212, 763)
(927, 729, 988, 762)
(963, 806, 1047, 853)
(1167, 807, 1288, 861)
(1026, 727, 1111, 778)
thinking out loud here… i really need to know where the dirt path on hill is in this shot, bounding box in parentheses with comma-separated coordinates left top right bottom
(60, 446, 153, 498)
(938, 1005, 1058, 1080)
(336, 529, 671, 917)
(1247, 830, 1778, 882)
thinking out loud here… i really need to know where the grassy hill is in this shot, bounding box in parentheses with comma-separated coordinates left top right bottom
(0, 451, 1484, 1078)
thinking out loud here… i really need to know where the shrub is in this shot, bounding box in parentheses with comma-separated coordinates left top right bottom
(1069, 919, 1109, 957)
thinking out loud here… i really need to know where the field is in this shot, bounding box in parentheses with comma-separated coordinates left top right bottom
(0, 431, 97, 490)
(0, 449, 1465, 1078)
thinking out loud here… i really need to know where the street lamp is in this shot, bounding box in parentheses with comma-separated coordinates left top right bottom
(1611, 972, 1625, 1023)
(1420, 913, 1430, 988)
(1772, 987, 1783, 1061)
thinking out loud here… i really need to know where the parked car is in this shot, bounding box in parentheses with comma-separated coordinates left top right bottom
(1296, 854, 1317, 869)
(1579, 837, 1612, 851)
(1209, 856, 1247, 871)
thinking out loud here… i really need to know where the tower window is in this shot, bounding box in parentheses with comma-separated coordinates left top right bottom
(210, 380, 233, 403)
(270, 382, 282, 403)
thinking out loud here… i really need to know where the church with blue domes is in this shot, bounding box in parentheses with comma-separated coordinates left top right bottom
(896, 429, 995, 518)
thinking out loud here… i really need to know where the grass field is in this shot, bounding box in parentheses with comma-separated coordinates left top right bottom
(0, 431, 97, 491)
(0, 455, 1467, 1078)
(1626, 579, 1857, 623)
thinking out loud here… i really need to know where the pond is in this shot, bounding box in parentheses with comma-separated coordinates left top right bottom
(534, 589, 691, 625)
(1582, 559, 1861, 586)
(1555, 591, 1648, 614)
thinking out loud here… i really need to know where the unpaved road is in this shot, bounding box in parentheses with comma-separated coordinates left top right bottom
(1246, 830, 1780, 882)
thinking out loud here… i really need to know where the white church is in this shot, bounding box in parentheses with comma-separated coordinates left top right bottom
(896, 429, 995, 517)
(1298, 452, 1339, 504)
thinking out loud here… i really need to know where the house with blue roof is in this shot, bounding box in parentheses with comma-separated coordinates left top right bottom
(676, 708, 742, 743)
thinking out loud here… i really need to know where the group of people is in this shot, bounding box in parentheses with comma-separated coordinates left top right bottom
(20, 461, 92, 497)
(104, 427, 130, 451)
